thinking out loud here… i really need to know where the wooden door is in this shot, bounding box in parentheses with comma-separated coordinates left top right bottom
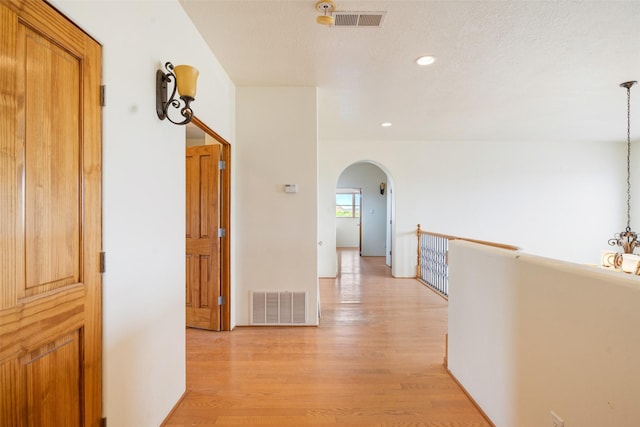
(186, 144, 221, 330)
(0, 0, 102, 425)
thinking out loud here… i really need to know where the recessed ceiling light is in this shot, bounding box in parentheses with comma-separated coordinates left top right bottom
(381, 122, 392, 127)
(416, 55, 435, 66)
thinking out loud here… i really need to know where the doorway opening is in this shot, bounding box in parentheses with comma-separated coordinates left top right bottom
(336, 188, 362, 252)
(335, 162, 393, 274)
(185, 118, 231, 331)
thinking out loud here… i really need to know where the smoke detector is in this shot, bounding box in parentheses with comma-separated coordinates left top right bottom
(316, 0, 336, 26)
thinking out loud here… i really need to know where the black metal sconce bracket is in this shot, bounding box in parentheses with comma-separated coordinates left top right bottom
(156, 62, 194, 125)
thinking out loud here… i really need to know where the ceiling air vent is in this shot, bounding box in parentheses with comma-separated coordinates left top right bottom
(334, 11, 386, 27)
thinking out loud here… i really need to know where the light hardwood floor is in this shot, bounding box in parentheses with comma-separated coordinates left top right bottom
(164, 249, 490, 426)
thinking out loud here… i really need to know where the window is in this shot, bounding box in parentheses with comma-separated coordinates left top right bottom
(336, 190, 361, 218)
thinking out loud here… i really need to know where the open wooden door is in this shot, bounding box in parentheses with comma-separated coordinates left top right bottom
(186, 144, 222, 330)
(0, 0, 103, 425)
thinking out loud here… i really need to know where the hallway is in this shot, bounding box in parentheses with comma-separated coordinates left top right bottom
(164, 249, 490, 426)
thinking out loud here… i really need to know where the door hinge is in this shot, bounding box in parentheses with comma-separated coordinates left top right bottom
(99, 252, 106, 273)
(217, 296, 225, 306)
(218, 160, 226, 170)
(218, 228, 226, 238)
(100, 85, 106, 107)
(101, 417, 107, 427)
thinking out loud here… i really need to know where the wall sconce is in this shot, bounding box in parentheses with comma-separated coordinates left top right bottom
(156, 62, 199, 125)
(380, 182, 386, 195)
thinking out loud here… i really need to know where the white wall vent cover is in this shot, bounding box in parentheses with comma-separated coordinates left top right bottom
(251, 291, 307, 325)
(334, 11, 386, 27)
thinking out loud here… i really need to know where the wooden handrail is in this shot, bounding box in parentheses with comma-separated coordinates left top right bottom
(417, 225, 520, 252)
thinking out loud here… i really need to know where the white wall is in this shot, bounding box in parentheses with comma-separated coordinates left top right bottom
(235, 87, 318, 325)
(319, 139, 626, 278)
(337, 163, 388, 256)
(448, 240, 640, 426)
(48, 1, 235, 426)
(631, 141, 640, 238)
(336, 217, 359, 247)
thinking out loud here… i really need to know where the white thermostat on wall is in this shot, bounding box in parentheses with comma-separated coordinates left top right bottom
(284, 184, 298, 193)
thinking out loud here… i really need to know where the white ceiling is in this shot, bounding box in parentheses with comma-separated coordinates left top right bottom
(180, 0, 640, 144)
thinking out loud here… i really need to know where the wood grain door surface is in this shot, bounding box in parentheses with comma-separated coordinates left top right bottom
(186, 144, 221, 331)
(0, 0, 103, 425)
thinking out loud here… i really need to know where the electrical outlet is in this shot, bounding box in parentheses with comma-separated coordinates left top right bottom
(550, 411, 564, 427)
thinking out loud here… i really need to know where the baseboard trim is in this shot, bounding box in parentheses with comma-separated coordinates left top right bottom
(447, 369, 496, 427)
(160, 389, 189, 426)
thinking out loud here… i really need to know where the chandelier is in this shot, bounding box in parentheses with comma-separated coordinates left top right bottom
(608, 81, 639, 265)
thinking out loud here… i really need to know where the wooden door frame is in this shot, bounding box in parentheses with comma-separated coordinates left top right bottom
(189, 117, 231, 331)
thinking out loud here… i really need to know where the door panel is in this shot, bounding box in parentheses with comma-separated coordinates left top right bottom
(25, 330, 81, 426)
(186, 145, 221, 330)
(0, 0, 102, 425)
(23, 24, 81, 293)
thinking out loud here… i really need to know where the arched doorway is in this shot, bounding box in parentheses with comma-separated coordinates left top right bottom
(335, 162, 393, 267)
